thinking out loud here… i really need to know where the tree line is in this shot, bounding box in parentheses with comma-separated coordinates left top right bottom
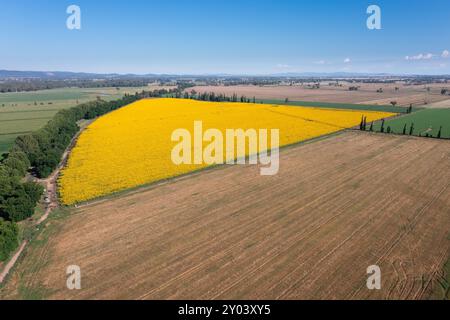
(172, 90, 257, 104)
(0, 78, 179, 93)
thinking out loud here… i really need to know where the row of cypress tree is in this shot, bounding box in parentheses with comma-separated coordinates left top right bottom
(359, 116, 446, 139)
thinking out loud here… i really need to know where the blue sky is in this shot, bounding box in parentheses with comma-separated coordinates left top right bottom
(1, 0, 449, 75)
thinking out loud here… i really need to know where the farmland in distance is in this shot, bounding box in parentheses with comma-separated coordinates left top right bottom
(186, 83, 450, 107)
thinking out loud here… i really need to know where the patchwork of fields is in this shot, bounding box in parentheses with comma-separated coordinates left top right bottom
(58, 98, 394, 205)
(2, 132, 449, 300)
(1, 88, 449, 301)
(187, 83, 450, 107)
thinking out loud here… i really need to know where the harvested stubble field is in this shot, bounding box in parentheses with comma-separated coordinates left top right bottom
(1, 131, 449, 300)
(187, 83, 450, 107)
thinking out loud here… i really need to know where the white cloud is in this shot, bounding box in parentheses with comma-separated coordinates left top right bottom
(276, 64, 291, 69)
(405, 53, 434, 61)
(314, 60, 326, 65)
(442, 50, 449, 58)
(344, 58, 351, 63)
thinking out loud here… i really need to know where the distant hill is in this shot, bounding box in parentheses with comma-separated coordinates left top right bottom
(0, 70, 163, 80)
(0, 69, 448, 80)
(269, 72, 394, 78)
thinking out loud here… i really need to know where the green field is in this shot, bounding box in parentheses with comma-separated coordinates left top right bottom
(373, 108, 450, 138)
(0, 87, 150, 154)
(257, 99, 412, 113)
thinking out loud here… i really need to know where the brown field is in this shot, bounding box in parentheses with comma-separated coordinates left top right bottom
(1, 132, 449, 300)
(426, 99, 450, 108)
(186, 83, 450, 107)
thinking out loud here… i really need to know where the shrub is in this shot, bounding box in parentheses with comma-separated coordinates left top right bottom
(0, 177, 43, 222)
(2, 151, 30, 177)
(0, 218, 19, 261)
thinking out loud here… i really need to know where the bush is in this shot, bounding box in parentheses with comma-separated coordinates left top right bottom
(2, 151, 30, 177)
(23, 182, 44, 206)
(13, 135, 40, 164)
(0, 177, 43, 222)
(0, 218, 19, 261)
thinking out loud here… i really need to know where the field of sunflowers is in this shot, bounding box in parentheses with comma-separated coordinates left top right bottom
(58, 98, 394, 204)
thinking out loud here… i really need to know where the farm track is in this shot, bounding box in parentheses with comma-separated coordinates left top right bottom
(0, 131, 33, 136)
(0, 117, 54, 122)
(1, 131, 449, 300)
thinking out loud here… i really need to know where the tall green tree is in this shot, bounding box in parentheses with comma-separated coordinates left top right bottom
(0, 218, 19, 261)
(409, 123, 414, 135)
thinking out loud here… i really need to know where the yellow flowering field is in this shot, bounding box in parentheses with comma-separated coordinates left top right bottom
(59, 98, 394, 204)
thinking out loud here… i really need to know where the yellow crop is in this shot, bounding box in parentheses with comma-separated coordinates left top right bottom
(59, 98, 394, 204)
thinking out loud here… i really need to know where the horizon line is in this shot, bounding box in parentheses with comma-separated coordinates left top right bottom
(1, 68, 450, 78)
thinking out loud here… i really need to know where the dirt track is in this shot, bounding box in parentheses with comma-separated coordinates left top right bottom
(1, 132, 449, 300)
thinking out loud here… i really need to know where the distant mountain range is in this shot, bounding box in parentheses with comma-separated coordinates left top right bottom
(0, 69, 448, 80)
(269, 72, 394, 77)
(0, 70, 155, 80)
